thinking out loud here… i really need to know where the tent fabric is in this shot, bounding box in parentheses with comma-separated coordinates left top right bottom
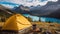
(2, 14, 32, 31)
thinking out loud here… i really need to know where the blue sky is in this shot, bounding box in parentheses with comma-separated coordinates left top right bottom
(0, 2, 19, 8)
(0, 0, 58, 8)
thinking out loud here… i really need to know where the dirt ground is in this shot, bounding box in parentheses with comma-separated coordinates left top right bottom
(0, 22, 60, 34)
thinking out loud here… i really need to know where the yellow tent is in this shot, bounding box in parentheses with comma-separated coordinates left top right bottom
(2, 14, 32, 31)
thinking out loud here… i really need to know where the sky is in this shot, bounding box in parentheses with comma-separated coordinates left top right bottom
(0, 0, 58, 7)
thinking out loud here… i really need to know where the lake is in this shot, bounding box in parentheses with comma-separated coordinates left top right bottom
(22, 14, 60, 23)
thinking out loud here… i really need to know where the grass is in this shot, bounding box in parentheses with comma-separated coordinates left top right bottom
(0, 22, 60, 34)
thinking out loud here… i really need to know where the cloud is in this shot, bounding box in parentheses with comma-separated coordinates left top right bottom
(0, 0, 58, 6)
(48, 0, 58, 2)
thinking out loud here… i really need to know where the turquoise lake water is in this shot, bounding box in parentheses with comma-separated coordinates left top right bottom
(22, 14, 60, 23)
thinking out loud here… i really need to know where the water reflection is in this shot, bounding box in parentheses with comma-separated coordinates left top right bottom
(23, 14, 60, 23)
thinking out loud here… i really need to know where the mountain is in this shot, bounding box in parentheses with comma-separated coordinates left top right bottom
(0, 5, 16, 18)
(13, 5, 30, 14)
(30, 0, 60, 19)
(8, 0, 60, 19)
(47, 8, 60, 19)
